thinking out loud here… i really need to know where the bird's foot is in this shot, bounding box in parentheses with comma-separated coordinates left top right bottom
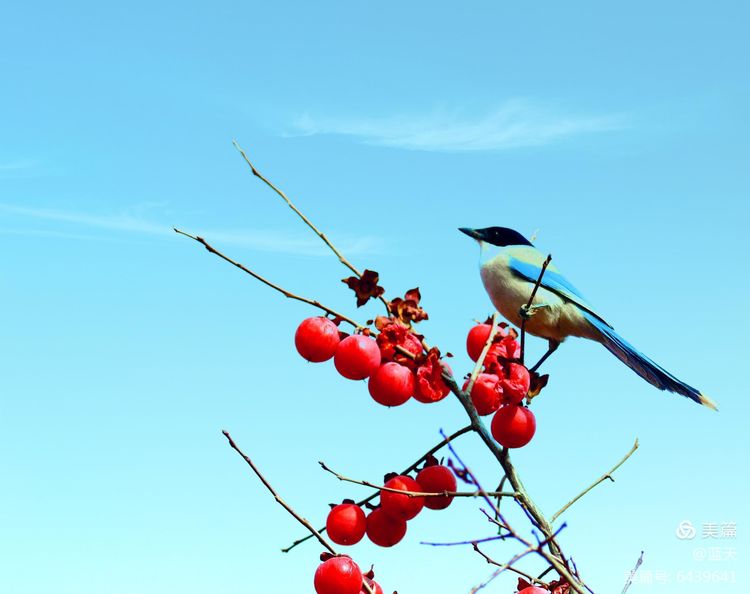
(519, 303, 550, 320)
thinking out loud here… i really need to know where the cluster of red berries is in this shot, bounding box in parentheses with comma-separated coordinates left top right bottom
(325, 460, 457, 550)
(465, 323, 536, 448)
(294, 316, 450, 406)
(314, 460, 457, 593)
(295, 316, 538, 449)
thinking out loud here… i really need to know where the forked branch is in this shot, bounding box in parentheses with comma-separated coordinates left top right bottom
(551, 438, 640, 523)
(233, 140, 391, 314)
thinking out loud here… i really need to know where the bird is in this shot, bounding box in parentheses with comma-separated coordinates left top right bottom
(459, 226, 717, 410)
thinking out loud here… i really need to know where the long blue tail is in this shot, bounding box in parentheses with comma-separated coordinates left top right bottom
(583, 313, 717, 410)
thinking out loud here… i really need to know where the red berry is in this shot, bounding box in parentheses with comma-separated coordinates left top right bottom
(314, 556, 363, 594)
(360, 577, 384, 594)
(491, 404, 536, 448)
(518, 587, 548, 594)
(368, 363, 414, 407)
(326, 503, 366, 546)
(380, 475, 424, 520)
(466, 324, 492, 361)
(463, 373, 502, 416)
(295, 317, 341, 362)
(365, 507, 407, 547)
(415, 464, 457, 510)
(334, 335, 381, 380)
(500, 363, 530, 404)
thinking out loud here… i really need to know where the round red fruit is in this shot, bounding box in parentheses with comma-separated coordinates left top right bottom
(295, 317, 341, 362)
(380, 475, 424, 520)
(463, 373, 502, 416)
(368, 363, 414, 407)
(326, 503, 366, 546)
(500, 362, 530, 404)
(466, 324, 492, 361)
(365, 507, 407, 547)
(491, 404, 536, 448)
(415, 464, 457, 510)
(314, 556, 363, 594)
(334, 335, 381, 380)
(518, 587, 549, 594)
(361, 578, 384, 594)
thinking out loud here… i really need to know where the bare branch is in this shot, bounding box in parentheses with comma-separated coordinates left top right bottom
(551, 438, 639, 523)
(473, 543, 548, 586)
(421, 535, 509, 547)
(222, 430, 337, 555)
(233, 140, 391, 314)
(469, 525, 567, 594)
(174, 228, 362, 329)
(319, 460, 518, 499)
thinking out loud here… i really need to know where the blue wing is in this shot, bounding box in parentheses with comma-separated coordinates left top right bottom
(507, 255, 613, 329)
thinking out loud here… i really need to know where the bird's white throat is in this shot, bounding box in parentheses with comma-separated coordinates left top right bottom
(478, 241, 506, 267)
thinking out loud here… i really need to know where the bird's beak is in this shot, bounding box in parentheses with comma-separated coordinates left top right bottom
(459, 227, 483, 241)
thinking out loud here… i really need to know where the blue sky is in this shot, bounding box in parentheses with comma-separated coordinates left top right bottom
(1, 2, 748, 593)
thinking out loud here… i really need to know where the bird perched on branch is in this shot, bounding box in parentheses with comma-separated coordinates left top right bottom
(459, 226, 717, 410)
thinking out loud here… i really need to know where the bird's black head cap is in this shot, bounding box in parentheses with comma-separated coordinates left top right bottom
(459, 226, 533, 247)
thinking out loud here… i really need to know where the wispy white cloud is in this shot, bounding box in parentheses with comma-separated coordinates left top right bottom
(0, 159, 38, 172)
(0, 203, 379, 256)
(289, 99, 625, 152)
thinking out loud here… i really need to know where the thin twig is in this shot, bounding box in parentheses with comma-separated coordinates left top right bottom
(174, 228, 362, 329)
(537, 565, 555, 581)
(222, 430, 337, 555)
(421, 534, 509, 547)
(233, 140, 390, 314)
(281, 425, 472, 553)
(494, 476, 508, 524)
(621, 551, 644, 593)
(319, 461, 518, 499)
(551, 438, 639, 523)
(520, 254, 552, 364)
(473, 543, 549, 586)
(469, 525, 568, 594)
